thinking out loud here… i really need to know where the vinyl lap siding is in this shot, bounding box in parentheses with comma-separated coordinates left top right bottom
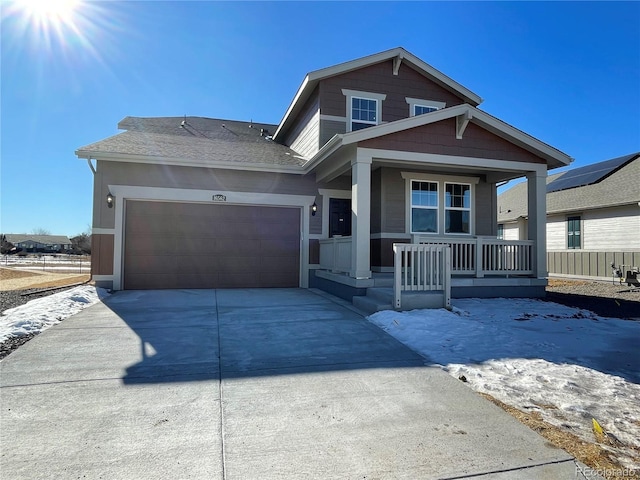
(583, 205, 640, 250)
(289, 110, 320, 159)
(546, 216, 566, 250)
(503, 224, 521, 241)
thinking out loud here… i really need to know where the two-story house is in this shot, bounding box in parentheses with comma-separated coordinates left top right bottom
(76, 48, 572, 309)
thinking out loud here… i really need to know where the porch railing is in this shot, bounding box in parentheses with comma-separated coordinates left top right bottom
(319, 236, 352, 274)
(393, 244, 451, 309)
(413, 236, 534, 277)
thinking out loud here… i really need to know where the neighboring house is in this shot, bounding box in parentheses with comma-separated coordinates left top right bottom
(3, 234, 72, 253)
(498, 153, 640, 280)
(76, 47, 571, 306)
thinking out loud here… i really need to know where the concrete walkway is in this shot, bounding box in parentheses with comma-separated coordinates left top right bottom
(1, 289, 593, 479)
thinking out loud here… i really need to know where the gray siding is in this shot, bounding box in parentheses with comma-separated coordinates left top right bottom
(371, 169, 382, 234)
(475, 181, 496, 236)
(282, 87, 320, 156)
(93, 161, 318, 230)
(319, 119, 346, 147)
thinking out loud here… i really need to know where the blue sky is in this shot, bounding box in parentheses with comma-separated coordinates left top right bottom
(1, 1, 639, 237)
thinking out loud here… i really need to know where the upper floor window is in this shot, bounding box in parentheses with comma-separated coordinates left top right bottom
(342, 89, 386, 132)
(351, 97, 378, 131)
(406, 97, 446, 117)
(567, 216, 581, 249)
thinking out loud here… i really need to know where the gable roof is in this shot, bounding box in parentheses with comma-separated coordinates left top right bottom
(4, 234, 71, 245)
(76, 117, 306, 171)
(546, 152, 637, 193)
(273, 47, 483, 141)
(498, 153, 640, 222)
(307, 104, 573, 170)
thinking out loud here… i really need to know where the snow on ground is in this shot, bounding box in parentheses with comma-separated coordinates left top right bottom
(2, 288, 637, 468)
(369, 298, 640, 470)
(0, 286, 109, 343)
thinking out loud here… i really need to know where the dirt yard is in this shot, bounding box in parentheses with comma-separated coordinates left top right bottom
(0, 267, 90, 291)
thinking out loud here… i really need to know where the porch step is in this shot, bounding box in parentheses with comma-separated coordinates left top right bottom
(352, 287, 394, 315)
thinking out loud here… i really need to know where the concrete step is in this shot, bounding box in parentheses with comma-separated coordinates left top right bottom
(365, 287, 394, 303)
(371, 274, 394, 288)
(352, 294, 393, 315)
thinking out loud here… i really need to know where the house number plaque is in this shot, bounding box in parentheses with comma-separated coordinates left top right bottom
(212, 194, 227, 202)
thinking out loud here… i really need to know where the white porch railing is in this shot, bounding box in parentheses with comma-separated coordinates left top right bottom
(393, 244, 451, 310)
(319, 236, 352, 274)
(413, 236, 534, 277)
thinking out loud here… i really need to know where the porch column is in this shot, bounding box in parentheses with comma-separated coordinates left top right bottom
(351, 153, 372, 279)
(527, 170, 547, 278)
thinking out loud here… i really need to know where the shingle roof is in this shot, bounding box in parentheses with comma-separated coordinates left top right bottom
(4, 234, 71, 244)
(76, 117, 306, 168)
(498, 154, 640, 222)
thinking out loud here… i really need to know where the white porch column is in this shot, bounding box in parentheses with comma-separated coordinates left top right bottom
(527, 170, 547, 278)
(351, 152, 372, 279)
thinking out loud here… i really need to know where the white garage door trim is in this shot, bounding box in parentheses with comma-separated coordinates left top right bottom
(109, 185, 316, 290)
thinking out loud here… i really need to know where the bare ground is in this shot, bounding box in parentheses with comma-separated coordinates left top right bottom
(0, 267, 90, 291)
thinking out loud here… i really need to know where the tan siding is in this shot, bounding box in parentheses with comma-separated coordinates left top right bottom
(91, 234, 114, 275)
(583, 205, 640, 250)
(547, 215, 566, 250)
(319, 60, 465, 120)
(361, 119, 546, 164)
(380, 168, 406, 233)
(94, 163, 116, 229)
(503, 224, 521, 241)
(475, 182, 495, 236)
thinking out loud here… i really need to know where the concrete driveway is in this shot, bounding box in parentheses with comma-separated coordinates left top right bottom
(1, 288, 590, 479)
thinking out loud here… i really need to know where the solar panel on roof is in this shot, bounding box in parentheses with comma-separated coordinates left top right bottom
(547, 153, 638, 193)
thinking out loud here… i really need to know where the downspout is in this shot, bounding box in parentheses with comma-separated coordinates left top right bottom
(86, 158, 96, 174)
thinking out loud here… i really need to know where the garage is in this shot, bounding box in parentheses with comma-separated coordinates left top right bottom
(123, 201, 301, 289)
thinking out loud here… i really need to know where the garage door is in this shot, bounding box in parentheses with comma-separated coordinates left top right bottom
(123, 201, 301, 289)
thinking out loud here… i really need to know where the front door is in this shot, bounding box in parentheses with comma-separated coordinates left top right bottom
(329, 198, 352, 237)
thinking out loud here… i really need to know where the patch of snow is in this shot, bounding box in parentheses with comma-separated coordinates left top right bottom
(0, 286, 110, 344)
(369, 298, 640, 470)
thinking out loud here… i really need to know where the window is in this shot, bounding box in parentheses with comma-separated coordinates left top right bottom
(406, 97, 446, 117)
(414, 105, 438, 116)
(351, 97, 378, 131)
(445, 183, 471, 234)
(411, 181, 438, 233)
(342, 89, 386, 132)
(567, 216, 581, 249)
(497, 224, 504, 240)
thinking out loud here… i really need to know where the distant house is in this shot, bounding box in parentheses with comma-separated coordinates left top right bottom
(3, 234, 73, 254)
(498, 153, 640, 279)
(77, 47, 572, 308)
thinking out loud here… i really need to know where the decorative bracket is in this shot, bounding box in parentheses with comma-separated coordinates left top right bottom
(456, 111, 472, 139)
(393, 54, 404, 76)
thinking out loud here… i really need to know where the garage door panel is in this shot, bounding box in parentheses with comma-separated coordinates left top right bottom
(124, 201, 300, 289)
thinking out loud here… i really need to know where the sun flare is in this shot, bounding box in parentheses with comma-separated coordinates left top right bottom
(17, 0, 80, 26)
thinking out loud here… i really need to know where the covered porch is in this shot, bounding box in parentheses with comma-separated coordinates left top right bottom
(305, 105, 571, 310)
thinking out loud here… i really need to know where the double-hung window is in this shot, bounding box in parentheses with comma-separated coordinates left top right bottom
(567, 216, 581, 249)
(414, 105, 439, 116)
(342, 89, 386, 132)
(351, 97, 378, 131)
(406, 97, 446, 117)
(445, 183, 471, 234)
(411, 181, 438, 233)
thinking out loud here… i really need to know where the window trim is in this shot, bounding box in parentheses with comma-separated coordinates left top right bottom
(342, 89, 386, 132)
(406, 97, 446, 117)
(567, 215, 581, 249)
(402, 172, 478, 236)
(410, 180, 439, 234)
(444, 182, 472, 235)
